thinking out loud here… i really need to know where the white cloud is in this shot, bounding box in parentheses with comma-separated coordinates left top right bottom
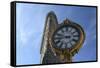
(19, 28, 34, 45)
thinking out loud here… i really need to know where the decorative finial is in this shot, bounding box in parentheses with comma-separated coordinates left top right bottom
(63, 18, 70, 24)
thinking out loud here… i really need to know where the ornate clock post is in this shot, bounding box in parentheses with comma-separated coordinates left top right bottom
(51, 19, 85, 63)
(40, 11, 85, 64)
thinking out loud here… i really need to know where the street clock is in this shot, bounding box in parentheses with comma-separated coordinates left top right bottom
(50, 19, 85, 62)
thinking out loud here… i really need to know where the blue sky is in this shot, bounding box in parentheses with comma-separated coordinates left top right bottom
(16, 3, 97, 65)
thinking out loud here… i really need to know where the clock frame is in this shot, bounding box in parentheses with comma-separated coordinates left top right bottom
(50, 19, 85, 62)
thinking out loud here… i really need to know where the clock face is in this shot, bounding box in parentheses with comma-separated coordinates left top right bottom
(52, 24, 81, 50)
